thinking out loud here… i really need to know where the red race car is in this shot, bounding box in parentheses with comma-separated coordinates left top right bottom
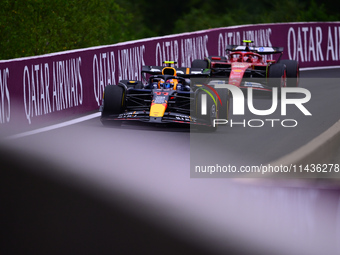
(192, 40, 299, 91)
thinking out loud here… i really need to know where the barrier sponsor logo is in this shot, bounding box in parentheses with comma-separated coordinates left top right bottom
(287, 25, 340, 62)
(23, 57, 83, 124)
(0, 68, 10, 124)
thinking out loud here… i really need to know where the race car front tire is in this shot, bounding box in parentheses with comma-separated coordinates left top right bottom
(215, 88, 229, 121)
(279, 60, 299, 87)
(196, 90, 218, 132)
(268, 63, 287, 88)
(101, 85, 125, 126)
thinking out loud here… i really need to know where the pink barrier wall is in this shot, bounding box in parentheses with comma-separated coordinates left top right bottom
(1, 22, 339, 127)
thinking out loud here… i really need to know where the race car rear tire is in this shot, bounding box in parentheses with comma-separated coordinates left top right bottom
(279, 60, 299, 87)
(196, 90, 217, 132)
(192, 59, 209, 69)
(101, 85, 125, 126)
(268, 63, 286, 88)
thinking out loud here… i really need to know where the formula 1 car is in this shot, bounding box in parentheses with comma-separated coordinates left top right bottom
(99, 61, 229, 131)
(191, 40, 299, 91)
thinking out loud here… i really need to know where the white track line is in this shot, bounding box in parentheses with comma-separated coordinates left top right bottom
(4, 112, 101, 140)
(300, 65, 340, 71)
(269, 119, 340, 166)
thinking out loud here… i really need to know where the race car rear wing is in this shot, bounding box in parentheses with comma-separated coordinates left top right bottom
(226, 45, 284, 55)
(141, 65, 210, 77)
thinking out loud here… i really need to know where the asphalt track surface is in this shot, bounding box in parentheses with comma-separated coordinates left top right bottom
(191, 69, 340, 177)
(1, 69, 340, 255)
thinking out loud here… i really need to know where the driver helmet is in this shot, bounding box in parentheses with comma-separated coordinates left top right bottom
(159, 79, 178, 89)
